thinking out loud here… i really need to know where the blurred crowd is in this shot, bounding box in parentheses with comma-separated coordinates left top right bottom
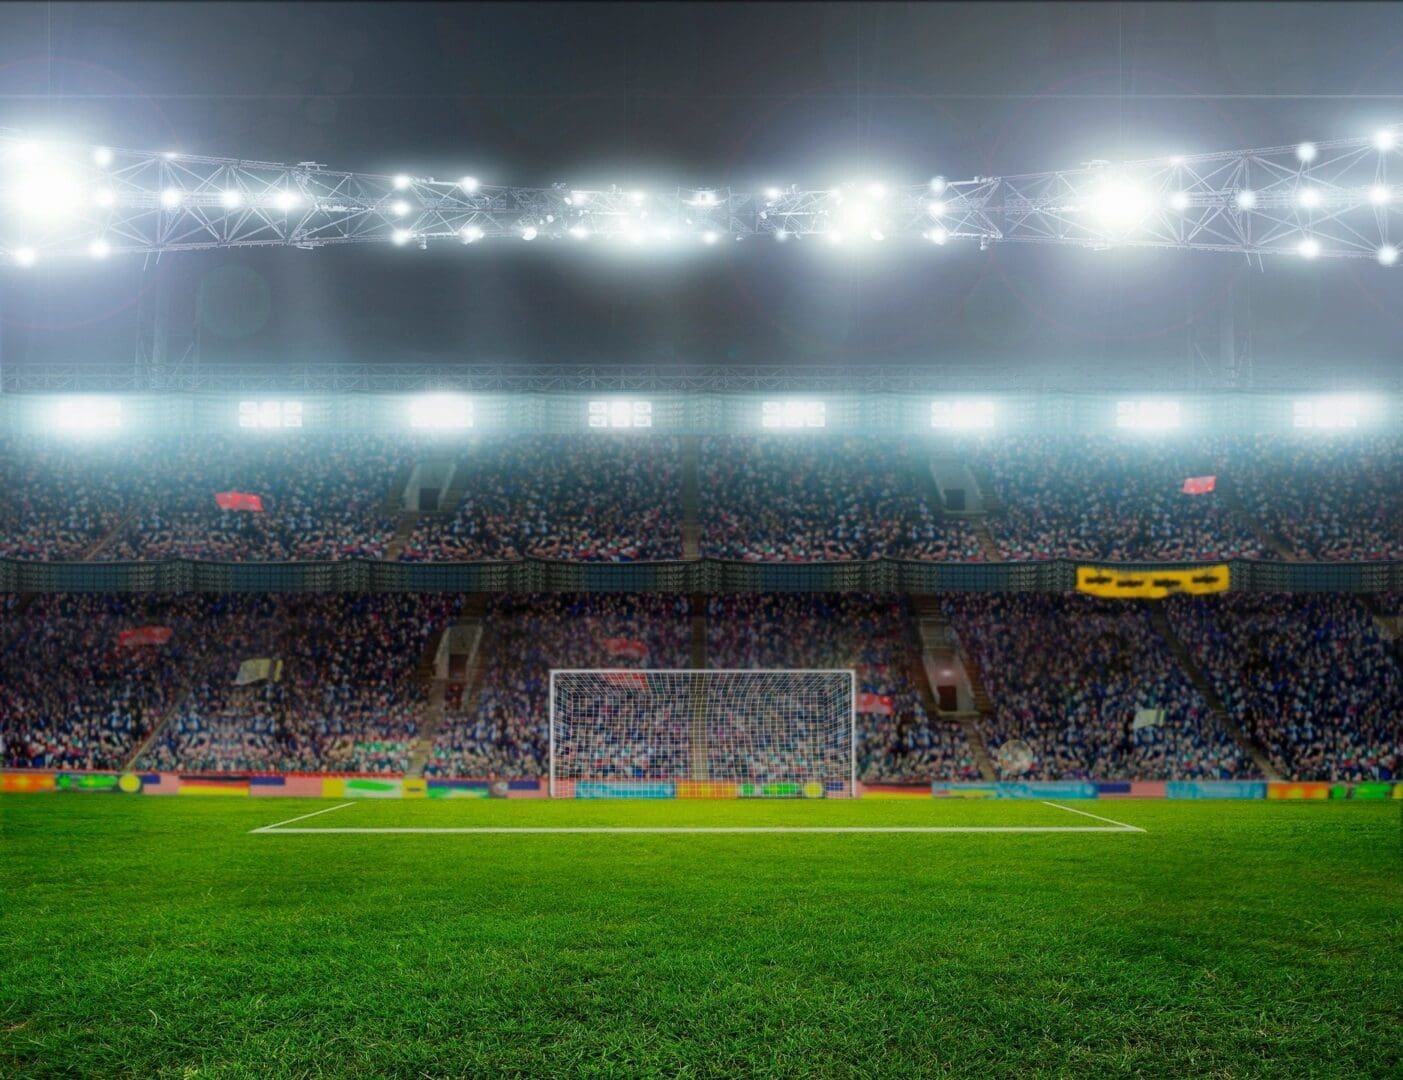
(941, 594, 1251, 781)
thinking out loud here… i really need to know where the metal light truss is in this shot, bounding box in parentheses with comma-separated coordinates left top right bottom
(1, 125, 1398, 265)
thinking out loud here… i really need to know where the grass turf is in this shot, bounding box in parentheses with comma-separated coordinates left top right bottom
(1, 796, 1400, 1078)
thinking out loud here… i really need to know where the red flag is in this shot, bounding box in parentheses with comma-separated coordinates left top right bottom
(602, 638, 649, 660)
(1181, 476, 1216, 495)
(857, 692, 894, 715)
(118, 626, 173, 648)
(215, 492, 264, 512)
(602, 672, 648, 690)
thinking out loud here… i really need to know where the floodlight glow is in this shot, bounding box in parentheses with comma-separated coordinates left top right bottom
(762, 400, 826, 429)
(521, 225, 538, 241)
(1297, 142, 1317, 163)
(1169, 155, 1185, 166)
(159, 188, 182, 208)
(92, 146, 113, 168)
(409, 394, 474, 430)
(927, 200, 947, 217)
(390, 200, 411, 217)
(11, 141, 42, 164)
(7, 169, 82, 220)
(162, 151, 178, 160)
(702, 230, 719, 245)
(1236, 189, 1257, 209)
(459, 175, 480, 193)
(459, 225, 483, 243)
(53, 397, 122, 434)
(393, 174, 412, 190)
(629, 190, 646, 205)
(569, 224, 589, 240)
(1168, 191, 1190, 211)
(825, 229, 844, 245)
(1379, 244, 1399, 266)
(931, 399, 996, 431)
(391, 228, 412, 245)
(869, 229, 884, 242)
(88, 239, 111, 259)
(1374, 129, 1397, 151)
(238, 400, 303, 429)
(588, 399, 652, 429)
(693, 190, 718, 207)
(1298, 237, 1321, 259)
(1088, 177, 1151, 231)
(13, 246, 36, 267)
(865, 182, 888, 200)
(837, 201, 875, 229)
(1369, 184, 1391, 206)
(764, 186, 782, 201)
(220, 189, 244, 209)
(925, 227, 947, 244)
(93, 188, 115, 208)
(273, 191, 299, 212)
(568, 190, 589, 205)
(1293, 394, 1380, 430)
(1115, 399, 1181, 432)
(929, 176, 947, 194)
(1297, 187, 1322, 208)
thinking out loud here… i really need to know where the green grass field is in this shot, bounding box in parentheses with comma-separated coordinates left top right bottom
(2, 796, 1400, 1078)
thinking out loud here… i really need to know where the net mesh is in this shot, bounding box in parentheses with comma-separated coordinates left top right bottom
(550, 670, 855, 797)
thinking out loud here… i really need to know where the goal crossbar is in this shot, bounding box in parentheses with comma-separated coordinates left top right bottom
(549, 669, 857, 798)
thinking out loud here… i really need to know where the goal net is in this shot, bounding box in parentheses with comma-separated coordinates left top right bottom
(549, 669, 857, 798)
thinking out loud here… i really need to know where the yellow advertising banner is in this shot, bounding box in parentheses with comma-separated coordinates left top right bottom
(1076, 564, 1230, 600)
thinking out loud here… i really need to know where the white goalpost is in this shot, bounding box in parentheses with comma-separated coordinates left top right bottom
(549, 669, 858, 798)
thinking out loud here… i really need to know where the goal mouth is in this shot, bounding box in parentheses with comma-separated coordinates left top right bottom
(549, 669, 858, 799)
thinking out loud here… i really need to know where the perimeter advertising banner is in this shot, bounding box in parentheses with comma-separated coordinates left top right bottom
(1076, 564, 1230, 600)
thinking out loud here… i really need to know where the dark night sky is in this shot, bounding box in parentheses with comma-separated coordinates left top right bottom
(2, 1, 1402, 384)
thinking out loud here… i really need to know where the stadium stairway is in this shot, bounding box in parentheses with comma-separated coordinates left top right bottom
(406, 594, 489, 778)
(681, 436, 701, 559)
(384, 462, 415, 514)
(81, 507, 140, 560)
(385, 512, 420, 561)
(1146, 602, 1282, 780)
(910, 596, 997, 780)
(970, 520, 1002, 563)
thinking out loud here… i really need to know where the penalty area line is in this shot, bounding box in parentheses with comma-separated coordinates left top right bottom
(249, 802, 355, 833)
(1041, 801, 1146, 833)
(252, 824, 1143, 836)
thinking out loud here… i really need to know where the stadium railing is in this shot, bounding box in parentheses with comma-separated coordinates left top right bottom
(2, 557, 1400, 593)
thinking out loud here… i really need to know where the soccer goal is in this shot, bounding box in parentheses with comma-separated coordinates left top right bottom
(549, 669, 857, 798)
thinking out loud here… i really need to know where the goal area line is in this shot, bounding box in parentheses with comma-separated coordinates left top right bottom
(249, 801, 1147, 835)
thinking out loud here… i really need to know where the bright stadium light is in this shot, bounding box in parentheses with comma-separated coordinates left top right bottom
(160, 188, 183, 209)
(1297, 187, 1322, 208)
(391, 228, 412, 245)
(521, 225, 538, 241)
(1088, 176, 1151, 232)
(93, 187, 115, 208)
(1379, 244, 1399, 266)
(393, 174, 412, 190)
(52, 396, 122, 434)
(273, 190, 299, 212)
(459, 175, 480, 193)
(628, 190, 646, 205)
(764, 186, 782, 201)
(761, 399, 826, 429)
(588, 399, 652, 429)
(390, 200, 411, 217)
(1297, 142, 1317, 163)
(931, 399, 996, 431)
(220, 189, 244, 209)
(1293, 394, 1381, 430)
(865, 182, 888, 200)
(929, 176, 947, 194)
(1374, 129, 1397, 151)
(88, 239, 111, 259)
(568, 224, 590, 241)
(1168, 191, 1190, 211)
(1369, 185, 1392, 206)
(925, 227, 948, 244)
(702, 230, 719, 245)
(1298, 237, 1321, 259)
(13, 246, 37, 267)
(7, 167, 82, 220)
(91, 146, 113, 168)
(409, 393, 474, 430)
(1236, 189, 1257, 209)
(238, 400, 303, 429)
(1115, 399, 1181, 432)
(460, 225, 484, 243)
(927, 200, 947, 217)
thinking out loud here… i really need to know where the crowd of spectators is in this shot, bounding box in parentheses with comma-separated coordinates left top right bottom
(399, 437, 682, 562)
(140, 594, 456, 774)
(1166, 594, 1401, 782)
(941, 594, 1251, 781)
(707, 595, 981, 782)
(0, 441, 134, 560)
(425, 594, 691, 777)
(700, 438, 985, 562)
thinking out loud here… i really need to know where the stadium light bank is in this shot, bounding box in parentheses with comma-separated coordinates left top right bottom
(1, 125, 1400, 266)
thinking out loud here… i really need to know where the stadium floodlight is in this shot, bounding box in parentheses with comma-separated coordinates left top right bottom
(1236, 189, 1257, 209)
(702, 230, 719, 245)
(52, 396, 122, 434)
(391, 228, 412, 245)
(1168, 191, 1190, 211)
(1375, 129, 1397, 151)
(1369, 185, 1391, 206)
(691, 190, 718, 207)
(1298, 237, 1321, 259)
(238, 400, 303, 429)
(13, 246, 37, 267)
(7, 168, 82, 220)
(1297, 188, 1322, 208)
(931, 399, 996, 431)
(88, 239, 110, 259)
(273, 190, 299, 212)
(927, 200, 947, 217)
(392, 174, 411, 190)
(1292, 394, 1379, 430)
(160, 188, 182, 209)
(925, 227, 947, 244)
(774, 228, 789, 241)
(408, 393, 473, 431)
(93, 187, 115, 208)
(762, 399, 826, 429)
(390, 200, 411, 217)
(521, 225, 538, 241)
(628, 190, 646, 205)
(929, 176, 947, 194)
(91, 146, 113, 167)
(1089, 176, 1151, 232)
(764, 186, 782, 201)
(459, 175, 480, 193)
(865, 182, 888, 200)
(220, 189, 244, 210)
(568, 224, 589, 240)
(588, 399, 652, 429)
(460, 225, 484, 243)
(1297, 142, 1318, 163)
(548, 669, 857, 799)
(1115, 399, 1181, 432)
(1379, 244, 1399, 266)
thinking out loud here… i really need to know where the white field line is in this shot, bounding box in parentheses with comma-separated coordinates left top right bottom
(1041, 800, 1146, 833)
(249, 801, 355, 833)
(254, 824, 1141, 836)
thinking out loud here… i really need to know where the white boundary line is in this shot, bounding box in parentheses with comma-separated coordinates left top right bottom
(249, 802, 355, 833)
(1041, 800, 1146, 832)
